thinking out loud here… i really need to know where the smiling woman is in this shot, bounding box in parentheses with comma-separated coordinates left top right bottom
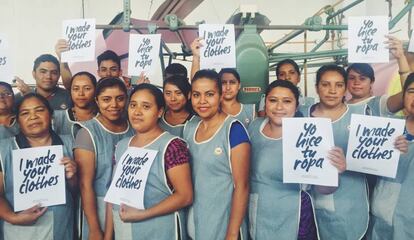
(0, 93, 77, 240)
(73, 77, 134, 240)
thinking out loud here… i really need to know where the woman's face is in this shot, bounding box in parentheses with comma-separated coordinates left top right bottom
(277, 63, 300, 85)
(96, 86, 126, 122)
(18, 97, 51, 137)
(316, 71, 346, 108)
(347, 69, 373, 99)
(404, 82, 414, 116)
(191, 78, 221, 120)
(164, 83, 188, 112)
(0, 85, 14, 115)
(221, 73, 240, 101)
(265, 86, 297, 126)
(128, 89, 163, 133)
(71, 75, 95, 108)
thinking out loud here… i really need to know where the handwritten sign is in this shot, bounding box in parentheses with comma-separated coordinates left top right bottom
(199, 24, 236, 69)
(348, 16, 388, 63)
(61, 18, 96, 63)
(12, 145, 66, 211)
(282, 118, 338, 186)
(128, 34, 161, 76)
(0, 33, 13, 82)
(346, 114, 404, 178)
(104, 147, 158, 209)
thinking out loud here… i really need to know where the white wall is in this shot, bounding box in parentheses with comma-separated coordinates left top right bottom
(0, 0, 412, 94)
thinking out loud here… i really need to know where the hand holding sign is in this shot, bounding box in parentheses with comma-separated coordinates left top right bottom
(11, 204, 47, 225)
(348, 16, 388, 63)
(12, 145, 66, 212)
(282, 118, 338, 186)
(198, 24, 236, 69)
(61, 18, 96, 63)
(346, 114, 405, 178)
(104, 147, 158, 209)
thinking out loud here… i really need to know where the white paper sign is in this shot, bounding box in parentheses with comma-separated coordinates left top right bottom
(348, 16, 389, 63)
(346, 114, 404, 178)
(128, 34, 161, 76)
(282, 118, 338, 186)
(0, 34, 13, 82)
(12, 145, 66, 211)
(61, 18, 96, 63)
(199, 24, 236, 69)
(104, 147, 158, 209)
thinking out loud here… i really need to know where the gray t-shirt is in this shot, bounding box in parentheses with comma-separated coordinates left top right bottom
(15, 86, 72, 110)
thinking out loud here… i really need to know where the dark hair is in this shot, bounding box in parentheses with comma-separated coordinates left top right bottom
(276, 59, 301, 77)
(130, 83, 165, 110)
(33, 54, 60, 72)
(265, 80, 300, 107)
(16, 93, 54, 118)
(191, 69, 222, 95)
(403, 73, 414, 97)
(218, 68, 240, 82)
(71, 71, 97, 88)
(95, 77, 127, 98)
(346, 63, 375, 82)
(316, 65, 347, 86)
(0, 81, 13, 94)
(97, 50, 121, 69)
(163, 75, 192, 112)
(165, 63, 188, 78)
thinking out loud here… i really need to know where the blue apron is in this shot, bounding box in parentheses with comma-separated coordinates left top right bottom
(77, 117, 134, 239)
(0, 120, 19, 140)
(183, 115, 248, 240)
(368, 138, 414, 240)
(302, 104, 370, 240)
(0, 134, 74, 240)
(112, 132, 187, 240)
(230, 103, 255, 127)
(158, 113, 193, 138)
(248, 117, 311, 239)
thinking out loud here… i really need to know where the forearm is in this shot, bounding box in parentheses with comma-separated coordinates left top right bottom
(60, 62, 73, 90)
(0, 197, 16, 224)
(397, 54, 410, 85)
(80, 182, 102, 231)
(134, 191, 192, 221)
(104, 203, 114, 240)
(226, 183, 249, 239)
(190, 56, 200, 81)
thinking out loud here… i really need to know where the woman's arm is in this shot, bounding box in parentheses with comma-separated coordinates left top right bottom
(103, 203, 114, 240)
(226, 142, 250, 240)
(386, 36, 410, 113)
(75, 148, 103, 240)
(0, 173, 47, 225)
(190, 38, 202, 80)
(119, 162, 193, 222)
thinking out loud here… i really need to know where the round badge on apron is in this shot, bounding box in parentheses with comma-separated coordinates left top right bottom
(214, 147, 223, 155)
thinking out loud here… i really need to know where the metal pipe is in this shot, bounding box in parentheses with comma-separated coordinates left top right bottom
(310, 0, 363, 52)
(269, 49, 347, 62)
(389, 1, 414, 29)
(96, 24, 348, 31)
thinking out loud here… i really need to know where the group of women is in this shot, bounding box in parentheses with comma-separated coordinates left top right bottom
(0, 35, 412, 240)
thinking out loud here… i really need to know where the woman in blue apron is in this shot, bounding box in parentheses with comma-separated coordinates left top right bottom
(183, 69, 250, 240)
(0, 82, 19, 139)
(249, 80, 347, 240)
(346, 36, 409, 116)
(74, 77, 134, 240)
(368, 73, 414, 240)
(106, 83, 193, 239)
(301, 65, 370, 239)
(53, 72, 97, 138)
(0, 93, 76, 240)
(159, 75, 193, 137)
(258, 59, 315, 117)
(219, 68, 256, 127)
